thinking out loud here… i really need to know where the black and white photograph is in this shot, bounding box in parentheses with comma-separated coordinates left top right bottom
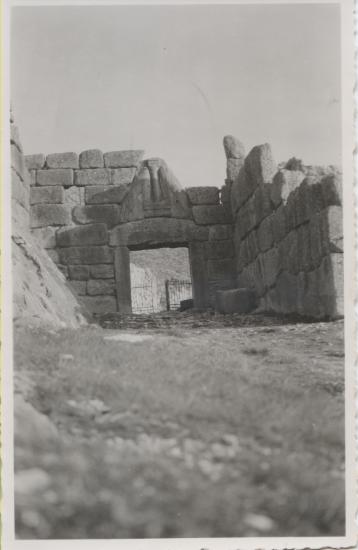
(2, 0, 356, 547)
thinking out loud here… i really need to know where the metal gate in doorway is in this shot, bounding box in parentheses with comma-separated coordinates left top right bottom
(165, 279, 192, 311)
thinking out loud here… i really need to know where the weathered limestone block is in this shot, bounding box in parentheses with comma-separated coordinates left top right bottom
(226, 158, 243, 182)
(257, 215, 274, 252)
(205, 240, 234, 260)
(110, 167, 137, 185)
(11, 144, 27, 181)
(207, 258, 235, 281)
(143, 200, 172, 218)
(29, 170, 37, 186)
(230, 166, 253, 214)
(297, 223, 312, 271)
(170, 190, 192, 220)
(79, 149, 104, 168)
(215, 288, 257, 314)
(90, 264, 114, 279)
(85, 185, 129, 204)
(237, 238, 249, 269)
(68, 265, 90, 280)
(259, 247, 280, 289)
(30, 186, 64, 205)
(187, 187, 220, 205)
(69, 280, 87, 296)
(31, 227, 57, 249)
(223, 136, 245, 160)
(220, 184, 231, 207)
(56, 223, 108, 247)
(87, 279, 115, 296)
(58, 246, 113, 265)
(74, 168, 110, 187)
(253, 184, 273, 226)
(64, 186, 84, 206)
(252, 257, 266, 296)
(300, 269, 323, 318)
(30, 204, 71, 228)
(25, 154, 45, 170)
(104, 150, 144, 168)
(192, 205, 230, 225)
(46, 152, 78, 169)
(188, 242, 210, 309)
(109, 218, 208, 247)
(72, 205, 121, 227)
(81, 296, 117, 314)
(245, 143, 276, 186)
(275, 271, 300, 313)
(272, 205, 287, 243)
(209, 224, 233, 241)
(321, 174, 342, 207)
(270, 169, 305, 207)
(278, 231, 299, 273)
(247, 229, 259, 262)
(37, 169, 73, 187)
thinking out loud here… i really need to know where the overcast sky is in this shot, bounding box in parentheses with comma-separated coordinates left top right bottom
(11, 3, 341, 188)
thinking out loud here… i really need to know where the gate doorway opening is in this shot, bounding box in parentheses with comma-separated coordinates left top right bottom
(129, 247, 192, 314)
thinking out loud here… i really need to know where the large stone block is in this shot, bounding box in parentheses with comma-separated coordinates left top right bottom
(230, 166, 253, 214)
(215, 288, 257, 314)
(237, 238, 249, 269)
(207, 258, 235, 281)
(258, 247, 280, 289)
(272, 205, 287, 243)
(58, 246, 113, 265)
(37, 169, 73, 187)
(56, 223, 108, 247)
(253, 183, 273, 226)
(90, 264, 114, 279)
(245, 143, 276, 186)
(110, 167, 137, 185)
(247, 229, 259, 262)
(30, 185, 64, 205)
(278, 230, 299, 274)
(104, 150, 144, 168)
(109, 218, 208, 247)
(317, 253, 344, 318)
(25, 154, 45, 170)
(205, 240, 234, 260)
(270, 170, 305, 207)
(87, 278, 115, 296)
(72, 205, 121, 227)
(64, 186, 84, 206)
(226, 158, 243, 182)
(85, 185, 129, 204)
(114, 246, 132, 313)
(81, 296, 117, 314)
(223, 136, 245, 160)
(79, 149, 104, 169)
(297, 223, 312, 271)
(68, 265, 90, 280)
(257, 215, 274, 252)
(209, 224, 233, 241)
(319, 206, 343, 254)
(74, 168, 110, 186)
(170, 190, 193, 220)
(192, 205, 230, 225)
(275, 271, 299, 314)
(46, 152, 78, 169)
(187, 187, 220, 205)
(30, 204, 71, 228)
(31, 227, 57, 249)
(69, 280, 87, 296)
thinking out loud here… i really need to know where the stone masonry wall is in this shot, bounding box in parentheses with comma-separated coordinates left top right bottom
(26, 151, 234, 314)
(225, 137, 343, 318)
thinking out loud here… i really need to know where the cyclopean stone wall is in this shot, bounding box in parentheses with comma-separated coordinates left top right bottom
(26, 151, 234, 314)
(224, 136, 343, 318)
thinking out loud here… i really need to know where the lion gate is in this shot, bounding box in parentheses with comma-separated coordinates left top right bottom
(25, 137, 343, 319)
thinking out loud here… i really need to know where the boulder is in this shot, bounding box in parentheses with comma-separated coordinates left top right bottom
(223, 136, 245, 160)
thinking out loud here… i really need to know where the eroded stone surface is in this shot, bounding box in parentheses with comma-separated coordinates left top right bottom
(104, 150, 144, 168)
(79, 150, 104, 169)
(46, 152, 78, 169)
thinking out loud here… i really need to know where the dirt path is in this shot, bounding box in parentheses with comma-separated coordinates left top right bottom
(14, 314, 345, 538)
